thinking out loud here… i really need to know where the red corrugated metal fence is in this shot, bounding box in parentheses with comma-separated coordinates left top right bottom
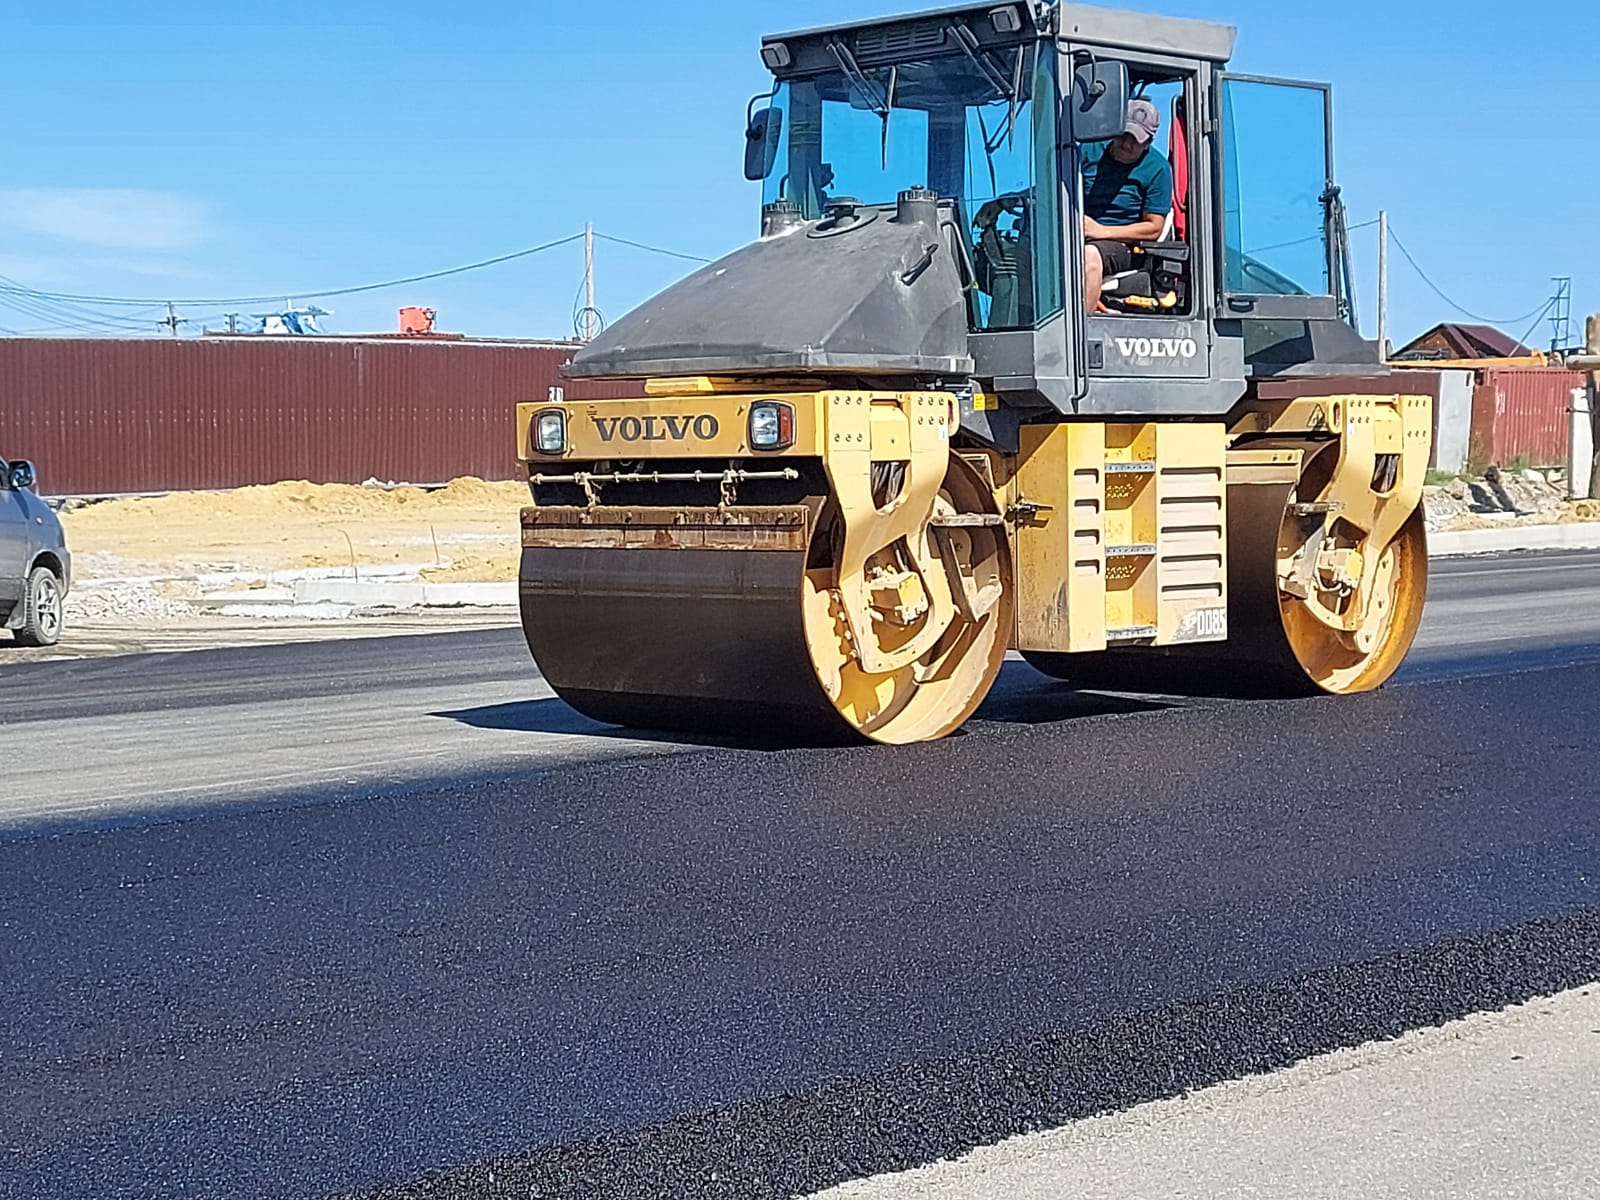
(1468, 367, 1586, 471)
(0, 337, 634, 495)
(16, 339, 1579, 494)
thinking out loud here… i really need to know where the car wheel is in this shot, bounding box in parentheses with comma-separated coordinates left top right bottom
(14, 566, 64, 647)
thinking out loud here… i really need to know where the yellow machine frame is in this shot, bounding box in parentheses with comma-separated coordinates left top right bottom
(519, 381, 1431, 669)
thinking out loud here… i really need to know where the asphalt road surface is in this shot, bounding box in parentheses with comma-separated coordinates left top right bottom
(5, 550, 1600, 831)
(2, 550, 1599, 1199)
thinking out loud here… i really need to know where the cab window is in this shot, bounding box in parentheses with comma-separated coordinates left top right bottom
(762, 44, 1063, 333)
(1220, 77, 1332, 297)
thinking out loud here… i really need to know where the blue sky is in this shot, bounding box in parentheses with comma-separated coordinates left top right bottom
(2, 1, 1591, 349)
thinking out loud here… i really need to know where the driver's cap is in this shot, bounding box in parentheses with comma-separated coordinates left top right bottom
(1126, 98, 1160, 145)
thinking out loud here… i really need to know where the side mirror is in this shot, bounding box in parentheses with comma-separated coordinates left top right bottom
(744, 107, 783, 182)
(1065, 60, 1129, 144)
(7, 460, 36, 491)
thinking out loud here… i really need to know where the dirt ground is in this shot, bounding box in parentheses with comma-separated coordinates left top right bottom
(0, 479, 529, 664)
(1421, 471, 1600, 534)
(60, 477, 527, 584)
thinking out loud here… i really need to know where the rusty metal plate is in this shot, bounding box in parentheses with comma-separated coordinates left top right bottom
(521, 505, 812, 551)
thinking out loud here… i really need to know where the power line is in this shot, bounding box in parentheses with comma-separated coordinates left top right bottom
(0, 282, 124, 329)
(0, 232, 588, 308)
(593, 233, 714, 264)
(3, 304, 150, 335)
(0, 229, 710, 321)
(570, 271, 605, 341)
(1512, 296, 1560, 357)
(1387, 229, 1550, 327)
(8, 287, 162, 328)
(0, 291, 154, 335)
(0, 279, 165, 333)
(1246, 218, 1379, 258)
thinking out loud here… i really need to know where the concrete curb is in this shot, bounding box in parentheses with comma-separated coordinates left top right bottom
(293, 579, 517, 608)
(1430, 524, 1600, 558)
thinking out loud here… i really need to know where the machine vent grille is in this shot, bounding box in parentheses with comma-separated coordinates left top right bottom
(854, 23, 946, 62)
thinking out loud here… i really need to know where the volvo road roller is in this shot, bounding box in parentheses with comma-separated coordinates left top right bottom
(516, 1, 1432, 744)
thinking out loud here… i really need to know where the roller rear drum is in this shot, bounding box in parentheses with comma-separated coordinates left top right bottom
(1025, 441, 1429, 698)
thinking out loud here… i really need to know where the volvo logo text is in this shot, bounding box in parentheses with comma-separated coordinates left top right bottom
(1114, 337, 1199, 360)
(592, 414, 720, 443)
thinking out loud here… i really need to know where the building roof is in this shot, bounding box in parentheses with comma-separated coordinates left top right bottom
(1393, 322, 1536, 361)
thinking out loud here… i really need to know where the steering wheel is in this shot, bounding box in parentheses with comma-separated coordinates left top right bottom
(974, 191, 1029, 230)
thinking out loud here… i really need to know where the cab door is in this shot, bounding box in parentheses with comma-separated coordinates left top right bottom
(1215, 73, 1342, 321)
(0, 458, 29, 611)
(1069, 58, 1244, 416)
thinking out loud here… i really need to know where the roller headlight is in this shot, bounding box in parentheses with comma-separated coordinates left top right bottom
(747, 401, 795, 451)
(533, 408, 567, 455)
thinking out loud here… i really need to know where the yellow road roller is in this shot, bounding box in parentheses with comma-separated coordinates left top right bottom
(516, 1, 1431, 743)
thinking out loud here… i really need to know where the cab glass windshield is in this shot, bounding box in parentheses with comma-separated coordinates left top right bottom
(760, 44, 1061, 332)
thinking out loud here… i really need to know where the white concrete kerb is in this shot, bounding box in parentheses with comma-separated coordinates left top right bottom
(1430, 523, 1600, 558)
(293, 579, 516, 608)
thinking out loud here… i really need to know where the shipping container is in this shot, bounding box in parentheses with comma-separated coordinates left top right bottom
(0, 337, 634, 496)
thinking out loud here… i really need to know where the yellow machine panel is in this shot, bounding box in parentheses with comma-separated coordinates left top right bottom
(1013, 423, 1106, 653)
(1013, 422, 1227, 654)
(517, 393, 827, 461)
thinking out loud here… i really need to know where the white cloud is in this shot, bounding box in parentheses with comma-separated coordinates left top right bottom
(0, 253, 213, 286)
(82, 256, 213, 281)
(0, 253, 88, 285)
(0, 188, 212, 250)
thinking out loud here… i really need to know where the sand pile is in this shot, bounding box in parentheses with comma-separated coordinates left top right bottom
(61, 477, 527, 581)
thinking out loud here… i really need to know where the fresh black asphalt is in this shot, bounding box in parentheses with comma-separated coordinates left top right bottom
(6, 550, 1600, 729)
(2, 552, 1599, 1199)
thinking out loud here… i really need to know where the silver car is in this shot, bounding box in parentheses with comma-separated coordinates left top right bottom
(0, 457, 70, 646)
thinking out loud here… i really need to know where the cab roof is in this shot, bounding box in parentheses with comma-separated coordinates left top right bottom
(763, 1, 1236, 75)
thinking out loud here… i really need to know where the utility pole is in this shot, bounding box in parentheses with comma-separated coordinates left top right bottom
(1589, 314, 1599, 500)
(225, 313, 239, 334)
(1376, 211, 1389, 361)
(161, 302, 186, 339)
(582, 221, 598, 342)
(1572, 313, 1600, 500)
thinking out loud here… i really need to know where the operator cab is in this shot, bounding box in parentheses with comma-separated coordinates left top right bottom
(733, 1, 1377, 433)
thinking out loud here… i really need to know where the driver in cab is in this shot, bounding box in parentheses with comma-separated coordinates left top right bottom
(1083, 98, 1172, 310)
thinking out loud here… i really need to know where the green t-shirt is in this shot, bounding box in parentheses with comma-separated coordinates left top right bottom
(1082, 142, 1173, 228)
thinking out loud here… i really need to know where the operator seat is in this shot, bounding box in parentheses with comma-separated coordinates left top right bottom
(1099, 210, 1174, 302)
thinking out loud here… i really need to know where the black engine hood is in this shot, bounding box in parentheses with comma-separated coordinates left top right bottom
(564, 198, 972, 381)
